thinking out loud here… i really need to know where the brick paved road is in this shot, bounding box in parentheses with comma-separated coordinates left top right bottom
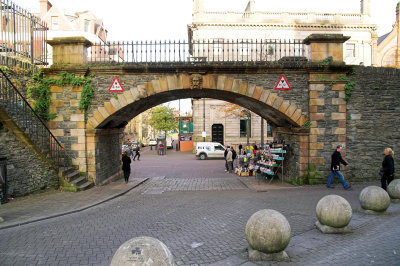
(0, 151, 399, 265)
(1, 179, 399, 265)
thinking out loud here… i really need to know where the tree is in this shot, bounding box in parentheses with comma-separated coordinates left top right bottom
(150, 106, 178, 137)
(224, 103, 251, 146)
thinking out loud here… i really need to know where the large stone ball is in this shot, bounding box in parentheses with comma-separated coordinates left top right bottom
(245, 209, 291, 254)
(316, 195, 352, 228)
(110, 236, 175, 266)
(387, 179, 400, 200)
(359, 186, 390, 212)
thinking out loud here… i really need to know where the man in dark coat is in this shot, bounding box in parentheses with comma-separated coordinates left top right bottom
(224, 146, 230, 172)
(326, 145, 351, 190)
(122, 151, 131, 183)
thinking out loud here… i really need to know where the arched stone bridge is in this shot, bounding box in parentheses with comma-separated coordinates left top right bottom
(44, 35, 399, 186)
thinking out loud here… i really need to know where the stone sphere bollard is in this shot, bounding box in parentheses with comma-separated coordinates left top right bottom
(110, 236, 175, 266)
(387, 179, 400, 202)
(359, 186, 391, 214)
(315, 195, 352, 233)
(245, 209, 291, 261)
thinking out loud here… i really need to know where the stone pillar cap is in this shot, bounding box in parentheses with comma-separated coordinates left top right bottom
(303, 34, 350, 44)
(47, 37, 92, 47)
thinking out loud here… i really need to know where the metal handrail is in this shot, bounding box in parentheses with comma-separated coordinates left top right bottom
(0, 68, 71, 167)
(87, 39, 308, 64)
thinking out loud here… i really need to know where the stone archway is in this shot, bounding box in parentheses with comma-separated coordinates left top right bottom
(82, 74, 309, 185)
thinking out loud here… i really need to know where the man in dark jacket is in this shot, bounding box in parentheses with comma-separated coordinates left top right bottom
(224, 146, 230, 172)
(327, 145, 351, 190)
(133, 145, 140, 161)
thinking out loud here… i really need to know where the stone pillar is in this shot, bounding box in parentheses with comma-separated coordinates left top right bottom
(47, 37, 92, 65)
(303, 34, 350, 63)
(308, 72, 348, 180)
(371, 31, 378, 66)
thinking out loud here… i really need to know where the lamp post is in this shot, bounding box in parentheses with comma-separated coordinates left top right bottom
(203, 98, 206, 142)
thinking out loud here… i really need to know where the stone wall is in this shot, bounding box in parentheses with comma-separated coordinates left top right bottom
(0, 118, 58, 197)
(346, 66, 400, 181)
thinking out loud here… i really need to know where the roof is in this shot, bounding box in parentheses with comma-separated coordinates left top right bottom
(378, 32, 391, 45)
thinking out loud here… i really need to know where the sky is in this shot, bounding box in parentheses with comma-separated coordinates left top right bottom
(14, 0, 400, 113)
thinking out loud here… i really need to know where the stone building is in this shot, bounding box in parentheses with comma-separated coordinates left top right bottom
(37, 0, 109, 63)
(189, 0, 377, 66)
(377, 2, 400, 67)
(192, 99, 272, 147)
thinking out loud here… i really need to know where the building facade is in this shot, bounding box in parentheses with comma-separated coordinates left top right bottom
(192, 99, 272, 147)
(377, 2, 400, 68)
(37, 0, 109, 63)
(189, 0, 377, 66)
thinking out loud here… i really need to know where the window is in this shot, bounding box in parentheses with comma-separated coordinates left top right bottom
(267, 124, 272, 137)
(214, 145, 225, 151)
(84, 20, 90, 32)
(240, 113, 251, 138)
(51, 16, 59, 30)
(345, 43, 355, 57)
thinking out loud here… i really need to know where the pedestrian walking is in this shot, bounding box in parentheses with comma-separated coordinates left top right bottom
(158, 143, 165, 155)
(380, 148, 395, 190)
(122, 151, 131, 183)
(133, 145, 141, 161)
(129, 145, 134, 158)
(226, 148, 233, 173)
(326, 145, 351, 190)
(224, 146, 230, 172)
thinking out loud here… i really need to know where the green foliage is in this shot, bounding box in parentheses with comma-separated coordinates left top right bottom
(321, 56, 333, 66)
(347, 114, 352, 120)
(328, 81, 336, 90)
(315, 74, 326, 81)
(337, 74, 347, 81)
(114, 95, 119, 100)
(371, 86, 379, 90)
(300, 164, 323, 185)
(349, 67, 356, 75)
(150, 106, 178, 135)
(0, 65, 10, 73)
(28, 71, 94, 122)
(302, 120, 311, 129)
(344, 81, 356, 102)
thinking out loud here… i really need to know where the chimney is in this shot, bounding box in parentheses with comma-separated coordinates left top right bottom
(39, 0, 52, 19)
(361, 0, 370, 16)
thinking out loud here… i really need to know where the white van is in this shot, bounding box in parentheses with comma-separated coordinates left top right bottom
(196, 142, 226, 160)
(166, 136, 173, 149)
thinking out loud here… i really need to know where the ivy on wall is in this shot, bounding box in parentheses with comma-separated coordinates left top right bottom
(28, 72, 94, 122)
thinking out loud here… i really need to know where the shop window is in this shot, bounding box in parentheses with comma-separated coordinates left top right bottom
(267, 124, 272, 137)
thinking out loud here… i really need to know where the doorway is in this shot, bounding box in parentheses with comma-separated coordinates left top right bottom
(212, 124, 224, 145)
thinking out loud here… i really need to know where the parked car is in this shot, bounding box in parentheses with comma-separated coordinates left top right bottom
(131, 142, 139, 149)
(195, 142, 226, 160)
(121, 145, 129, 154)
(149, 138, 157, 147)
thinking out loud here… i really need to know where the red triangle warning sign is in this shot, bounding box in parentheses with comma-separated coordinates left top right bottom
(108, 77, 124, 92)
(274, 75, 291, 90)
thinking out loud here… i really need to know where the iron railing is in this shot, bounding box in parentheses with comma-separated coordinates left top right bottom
(87, 39, 307, 64)
(0, 0, 48, 65)
(0, 68, 70, 167)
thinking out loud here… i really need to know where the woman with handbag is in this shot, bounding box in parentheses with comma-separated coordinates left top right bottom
(381, 148, 395, 190)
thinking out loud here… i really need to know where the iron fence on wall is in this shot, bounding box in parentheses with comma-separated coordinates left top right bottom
(0, 0, 48, 66)
(87, 39, 308, 64)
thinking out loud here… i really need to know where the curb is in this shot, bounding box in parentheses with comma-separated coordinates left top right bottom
(0, 178, 149, 230)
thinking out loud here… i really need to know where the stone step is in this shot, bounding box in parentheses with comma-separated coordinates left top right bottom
(70, 176, 87, 187)
(59, 167, 77, 177)
(65, 171, 80, 182)
(77, 181, 94, 191)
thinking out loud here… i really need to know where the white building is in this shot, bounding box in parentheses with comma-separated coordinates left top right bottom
(188, 0, 378, 66)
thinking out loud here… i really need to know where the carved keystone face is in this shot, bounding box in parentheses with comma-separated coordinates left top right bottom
(190, 74, 203, 89)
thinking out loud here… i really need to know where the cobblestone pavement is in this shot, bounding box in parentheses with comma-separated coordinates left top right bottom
(0, 178, 147, 229)
(1, 177, 399, 265)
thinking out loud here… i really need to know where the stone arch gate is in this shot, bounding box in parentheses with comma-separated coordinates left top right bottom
(46, 35, 351, 185)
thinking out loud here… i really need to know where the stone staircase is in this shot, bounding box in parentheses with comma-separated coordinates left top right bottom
(59, 167, 94, 191)
(0, 68, 95, 192)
